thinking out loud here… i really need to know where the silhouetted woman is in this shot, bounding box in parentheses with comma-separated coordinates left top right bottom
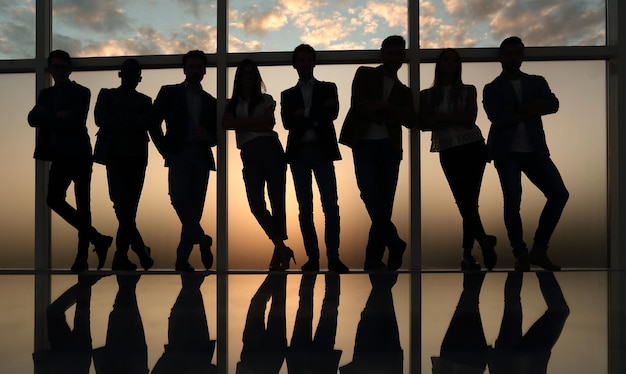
(223, 59, 295, 270)
(419, 48, 497, 271)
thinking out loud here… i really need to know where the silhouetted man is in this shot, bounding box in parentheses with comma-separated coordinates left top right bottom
(339, 35, 417, 271)
(94, 58, 154, 271)
(483, 36, 568, 272)
(150, 50, 216, 272)
(28, 49, 112, 272)
(281, 44, 348, 273)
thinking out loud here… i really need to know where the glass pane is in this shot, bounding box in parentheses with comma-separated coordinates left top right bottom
(52, 1, 218, 57)
(51, 68, 218, 270)
(420, 60, 607, 269)
(0, 276, 33, 373)
(229, 0, 407, 52)
(226, 64, 411, 270)
(0, 74, 35, 268)
(419, 0, 606, 48)
(0, 1, 35, 59)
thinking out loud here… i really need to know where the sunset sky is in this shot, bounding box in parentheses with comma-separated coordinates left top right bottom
(0, 0, 609, 270)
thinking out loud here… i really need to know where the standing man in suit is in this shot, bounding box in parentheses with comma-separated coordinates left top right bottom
(483, 36, 568, 272)
(28, 49, 112, 273)
(150, 50, 216, 272)
(339, 35, 417, 271)
(94, 58, 154, 271)
(281, 44, 349, 273)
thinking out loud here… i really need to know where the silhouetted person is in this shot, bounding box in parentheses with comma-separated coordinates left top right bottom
(340, 273, 403, 373)
(152, 274, 217, 373)
(483, 36, 568, 272)
(281, 44, 348, 274)
(92, 274, 148, 374)
(419, 48, 497, 271)
(339, 35, 417, 271)
(32, 274, 102, 374)
(431, 273, 488, 374)
(236, 274, 288, 373)
(488, 272, 569, 374)
(150, 50, 216, 272)
(28, 49, 113, 272)
(223, 59, 294, 271)
(94, 58, 154, 271)
(286, 273, 342, 373)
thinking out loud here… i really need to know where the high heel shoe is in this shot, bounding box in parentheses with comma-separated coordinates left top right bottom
(132, 245, 154, 270)
(269, 246, 296, 271)
(93, 235, 113, 270)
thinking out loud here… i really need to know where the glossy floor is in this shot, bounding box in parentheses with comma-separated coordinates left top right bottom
(0, 271, 610, 373)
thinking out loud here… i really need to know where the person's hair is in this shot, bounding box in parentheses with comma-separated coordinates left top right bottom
(120, 58, 141, 76)
(47, 50, 71, 67)
(429, 48, 465, 111)
(182, 50, 207, 67)
(292, 44, 316, 65)
(381, 35, 406, 51)
(499, 36, 524, 54)
(227, 58, 266, 117)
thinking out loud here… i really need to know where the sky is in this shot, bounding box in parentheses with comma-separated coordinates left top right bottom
(0, 0, 606, 59)
(0, 0, 610, 270)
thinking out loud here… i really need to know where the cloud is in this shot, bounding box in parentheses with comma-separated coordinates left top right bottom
(53, 0, 131, 33)
(175, 0, 216, 17)
(0, 4, 35, 59)
(229, 5, 288, 36)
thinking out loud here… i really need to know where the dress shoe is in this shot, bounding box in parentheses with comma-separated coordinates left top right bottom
(364, 260, 388, 272)
(387, 240, 406, 271)
(529, 248, 561, 271)
(199, 235, 213, 269)
(175, 261, 194, 272)
(112, 252, 138, 271)
(93, 235, 113, 270)
(300, 259, 320, 272)
(461, 254, 481, 272)
(132, 245, 154, 270)
(514, 251, 530, 272)
(328, 258, 349, 273)
(70, 257, 88, 273)
(479, 235, 498, 270)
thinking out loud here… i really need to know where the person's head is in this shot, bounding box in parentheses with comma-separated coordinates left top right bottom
(47, 50, 72, 85)
(380, 35, 406, 74)
(499, 36, 525, 75)
(119, 58, 142, 90)
(433, 48, 462, 87)
(232, 58, 265, 99)
(182, 50, 207, 84)
(292, 44, 316, 81)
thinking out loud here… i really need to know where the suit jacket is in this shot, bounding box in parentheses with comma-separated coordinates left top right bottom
(93, 87, 152, 164)
(27, 81, 92, 161)
(482, 72, 559, 160)
(339, 65, 416, 159)
(150, 83, 217, 169)
(281, 79, 341, 162)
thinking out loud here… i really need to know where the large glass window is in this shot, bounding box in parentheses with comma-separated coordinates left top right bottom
(419, 0, 606, 48)
(52, 0, 218, 57)
(0, 1, 35, 59)
(420, 60, 607, 269)
(0, 74, 35, 268)
(228, 0, 407, 52)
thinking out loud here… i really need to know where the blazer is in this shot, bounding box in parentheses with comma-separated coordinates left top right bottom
(150, 83, 217, 169)
(482, 72, 559, 160)
(27, 81, 92, 161)
(339, 65, 417, 159)
(93, 87, 152, 164)
(280, 79, 341, 162)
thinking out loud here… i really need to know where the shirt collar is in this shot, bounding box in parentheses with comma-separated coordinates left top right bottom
(298, 77, 316, 88)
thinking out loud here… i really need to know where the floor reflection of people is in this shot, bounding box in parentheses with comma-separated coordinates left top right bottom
(152, 274, 217, 373)
(32, 275, 102, 374)
(287, 273, 342, 373)
(431, 273, 488, 374)
(237, 274, 288, 374)
(92, 274, 148, 373)
(340, 273, 403, 374)
(488, 272, 569, 374)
